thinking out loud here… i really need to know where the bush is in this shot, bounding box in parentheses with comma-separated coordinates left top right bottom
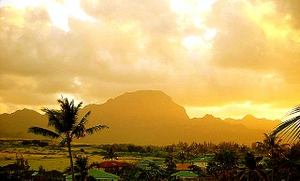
(21, 140, 48, 147)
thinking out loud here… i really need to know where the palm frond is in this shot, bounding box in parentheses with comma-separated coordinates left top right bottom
(272, 115, 300, 142)
(28, 127, 60, 139)
(291, 128, 300, 143)
(284, 105, 300, 117)
(77, 111, 91, 127)
(71, 111, 92, 138)
(284, 123, 300, 142)
(86, 125, 109, 135)
(59, 137, 68, 147)
(42, 108, 66, 133)
(72, 123, 85, 139)
(253, 170, 268, 181)
(58, 97, 84, 131)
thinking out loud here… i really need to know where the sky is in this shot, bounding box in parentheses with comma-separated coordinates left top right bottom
(0, 0, 300, 120)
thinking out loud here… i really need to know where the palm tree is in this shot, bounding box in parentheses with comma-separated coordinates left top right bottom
(177, 151, 187, 164)
(28, 97, 108, 181)
(102, 146, 119, 160)
(206, 150, 238, 181)
(74, 156, 89, 181)
(271, 105, 300, 143)
(261, 133, 284, 157)
(277, 143, 300, 181)
(238, 152, 268, 181)
(164, 155, 177, 177)
(65, 155, 96, 181)
(257, 133, 288, 181)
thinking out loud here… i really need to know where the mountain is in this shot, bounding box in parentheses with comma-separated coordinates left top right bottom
(0, 108, 47, 139)
(0, 90, 281, 145)
(78, 90, 190, 145)
(224, 114, 281, 130)
(187, 115, 268, 144)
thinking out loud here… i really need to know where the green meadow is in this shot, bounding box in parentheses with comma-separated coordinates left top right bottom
(0, 140, 161, 172)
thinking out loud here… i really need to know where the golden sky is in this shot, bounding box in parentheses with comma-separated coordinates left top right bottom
(0, 0, 300, 119)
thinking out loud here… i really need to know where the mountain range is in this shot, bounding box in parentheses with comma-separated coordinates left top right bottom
(0, 90, 281, 145)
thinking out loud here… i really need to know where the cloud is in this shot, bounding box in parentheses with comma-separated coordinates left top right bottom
(0, 0, 300, 119)
(276, 0, 300, 29)
(207, 0, 270, 70)
(0, 1, 188, 105)
(175, 0, 300, 107)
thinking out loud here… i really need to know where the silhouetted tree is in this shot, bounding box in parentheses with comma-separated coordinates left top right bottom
(257, 133, 285, 158)
(103, 146, 119, 160)
(188, 164, 204, 177)
(257, 133, 288, 181)
(164, 155, 177, 178)
(237, 152, 268, 181)
(277, 143, 300, 181)
(141, 162, 165, 180)
(75, 156, 89, 181)
(0, 154, 30, 180)
(28, 97, 108, 181)
(120, 164, 141, 180)
(165, 144, 176, 155)
(177, 151, 187, 164)
(206, 150, 238, 181)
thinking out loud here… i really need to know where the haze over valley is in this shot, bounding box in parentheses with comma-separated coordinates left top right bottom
(0, 90, 281, 145)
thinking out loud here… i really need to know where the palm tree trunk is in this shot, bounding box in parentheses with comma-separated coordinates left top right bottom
(67, 137, 75, 181)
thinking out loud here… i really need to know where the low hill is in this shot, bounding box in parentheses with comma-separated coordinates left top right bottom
(0, 90, 281, 145)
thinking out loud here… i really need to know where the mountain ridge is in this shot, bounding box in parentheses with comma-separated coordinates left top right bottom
(0, 90, 281, 145)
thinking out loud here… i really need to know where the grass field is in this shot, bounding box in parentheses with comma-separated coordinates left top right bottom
(0, 140, 105, 171)
(0, 140, 156, 172)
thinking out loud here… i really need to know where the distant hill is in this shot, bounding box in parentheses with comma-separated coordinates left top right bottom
(224, 114, 281, 131)
(0, 90, 281, 145)
(0, 108, 47, 139)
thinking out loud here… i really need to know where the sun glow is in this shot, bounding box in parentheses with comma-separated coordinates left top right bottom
(55, 93, 82, 105)
(0, 0, 95, 31)
(170, 0, 218, 49)
(46, 0, 95, 31)
(170, 0, 218, 28)
(170, 0, 218, 15)
(0, 0, 44, 9)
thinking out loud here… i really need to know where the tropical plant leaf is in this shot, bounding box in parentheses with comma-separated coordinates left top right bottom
(59, 137, 68, 147)
(71, 111, 92, 138)
(43, 108, 66, 134)
(272, 115, 300, 143)
(78, 111, 91, 127)
(86, 125, 109, 135)
(60, 98, 78, 130)
(72, 123, 85, 139)
(284, 105, 300, 117)
(28, 127, 60, 139)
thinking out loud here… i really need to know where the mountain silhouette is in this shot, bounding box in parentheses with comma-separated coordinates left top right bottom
(0, 108, 47, 139)
(79, 90, 190, 145)
(224, 114, 281, 130)
(0, 90, 281, 145)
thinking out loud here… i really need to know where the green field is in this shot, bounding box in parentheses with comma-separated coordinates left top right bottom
(0, 140, 161, 172)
